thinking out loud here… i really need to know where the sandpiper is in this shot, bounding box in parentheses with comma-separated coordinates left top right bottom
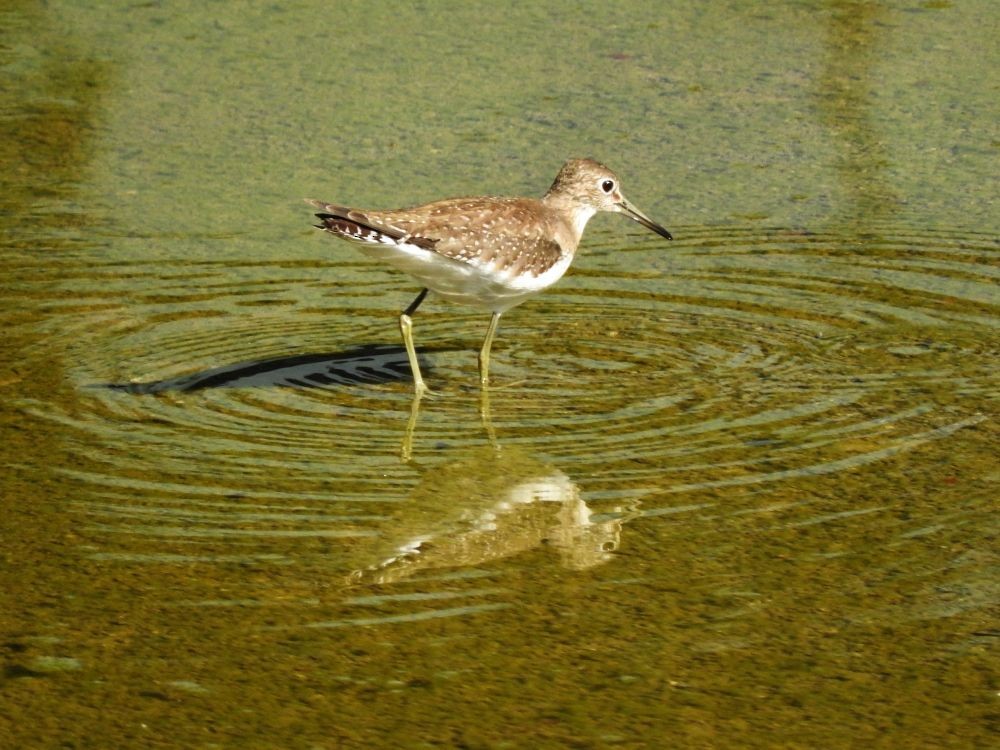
(308, 158, 672, 394)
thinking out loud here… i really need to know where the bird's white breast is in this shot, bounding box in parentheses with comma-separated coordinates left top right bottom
(358, 241, 574, 313)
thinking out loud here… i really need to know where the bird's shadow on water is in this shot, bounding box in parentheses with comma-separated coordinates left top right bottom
(97, 344, 448, 394)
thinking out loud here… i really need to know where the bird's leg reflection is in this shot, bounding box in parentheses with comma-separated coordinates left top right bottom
(401, 385, 501, 462)
(479, 387, 499, 451)
(401, 390, 424, 462)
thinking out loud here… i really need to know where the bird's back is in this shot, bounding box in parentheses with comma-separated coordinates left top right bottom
(310, 195, 581, 311)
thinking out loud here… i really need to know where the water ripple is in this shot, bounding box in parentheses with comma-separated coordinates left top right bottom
(9, 224, 997, 616)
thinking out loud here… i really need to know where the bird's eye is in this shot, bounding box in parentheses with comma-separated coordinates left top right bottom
(601, 179, 615, 193)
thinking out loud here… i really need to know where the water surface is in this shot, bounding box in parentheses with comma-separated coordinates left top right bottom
(1, 1, 997, 747)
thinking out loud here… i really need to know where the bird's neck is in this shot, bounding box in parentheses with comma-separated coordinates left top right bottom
(541, 194, 597, 243)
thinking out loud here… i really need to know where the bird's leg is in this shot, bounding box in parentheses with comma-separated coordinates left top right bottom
(478, 312, 502, 388)
(399, 288, 429, 395)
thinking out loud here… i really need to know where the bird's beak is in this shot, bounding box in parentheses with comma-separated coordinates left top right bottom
(617, 196, 673, 241)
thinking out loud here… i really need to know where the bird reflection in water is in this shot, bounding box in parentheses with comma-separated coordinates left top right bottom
(358, 390, 641, 585)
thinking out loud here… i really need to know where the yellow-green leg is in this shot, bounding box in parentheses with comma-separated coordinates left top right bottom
(399, 289, 429, 395)
(478, 312, 502, 388)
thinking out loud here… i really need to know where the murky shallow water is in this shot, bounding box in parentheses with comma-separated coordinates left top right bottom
(2, 1, 997, 747)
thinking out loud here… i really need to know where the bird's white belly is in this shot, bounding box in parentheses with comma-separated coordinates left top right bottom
(357, 242, 574, 313)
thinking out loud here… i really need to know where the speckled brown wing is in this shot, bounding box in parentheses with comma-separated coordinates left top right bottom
(374, 197, 567, 277)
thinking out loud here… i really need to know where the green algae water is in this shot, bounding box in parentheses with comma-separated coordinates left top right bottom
(1, 1, 997, 747)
